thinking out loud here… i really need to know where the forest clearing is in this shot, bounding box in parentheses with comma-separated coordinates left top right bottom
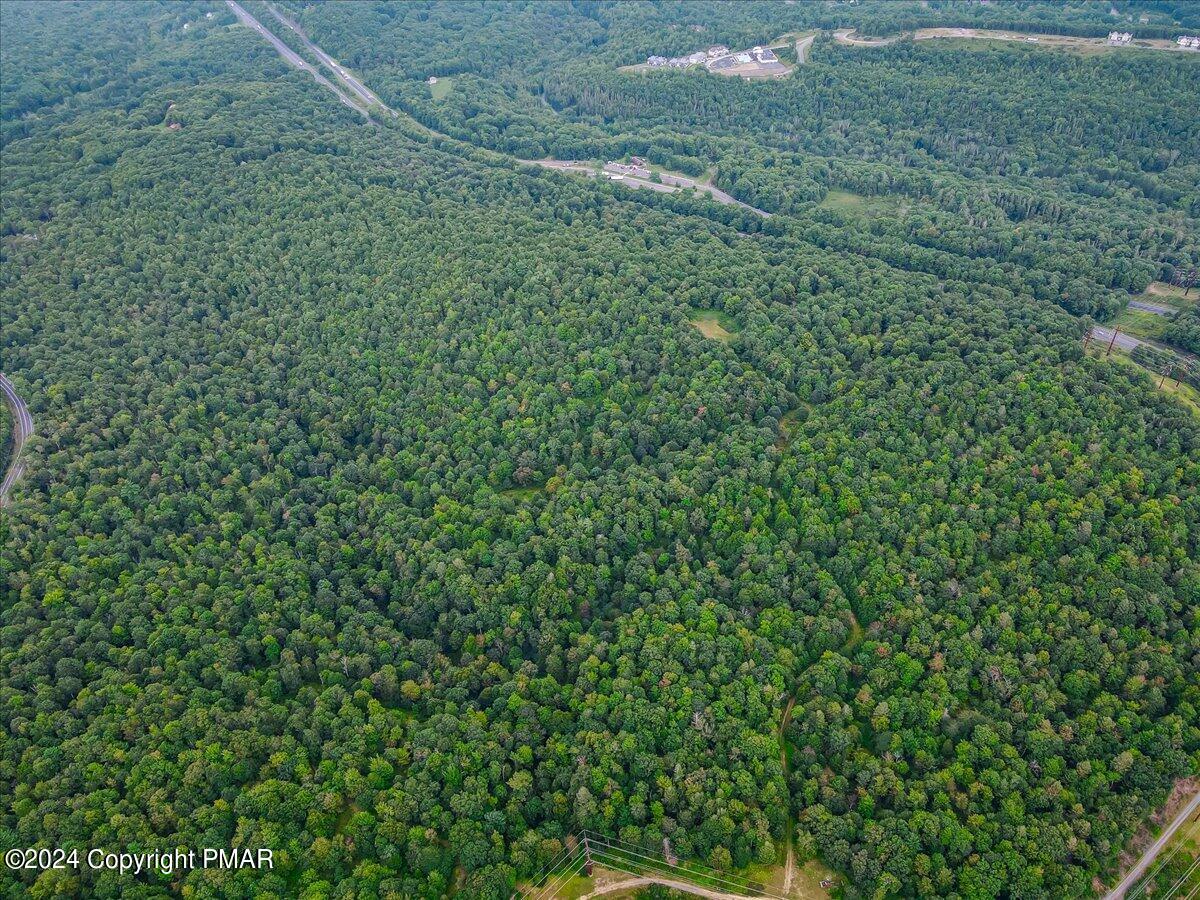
(689, 310, 738, 343)
(913, 27, 1197, 55)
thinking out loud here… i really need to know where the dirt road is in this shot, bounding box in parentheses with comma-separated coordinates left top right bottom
(578, 876, 764, 900)
(833, 29, 903, 47)
(0, 373, 34, 507)
(795, 34, 816, 64)
(913, 27, 1194, 54)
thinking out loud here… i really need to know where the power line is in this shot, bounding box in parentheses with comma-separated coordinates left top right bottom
(580, 830, 768, 897)
(530, 853, 588, 900)
(1128, 820, 1200, 900)
(580, 830, 786, 899)
(520, 841, 578, 892)
(1159, 857, 1200, 900)
(584, 840, 777, 898)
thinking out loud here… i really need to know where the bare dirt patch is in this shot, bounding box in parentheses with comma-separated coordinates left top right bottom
(914, 27, 1195, 55)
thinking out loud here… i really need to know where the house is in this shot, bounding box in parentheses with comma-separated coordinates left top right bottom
(427, 76, 438, 84)
(1177, 35, 1200, 49)
(167, 122, 182, 131)
(707, 45, 729, 58)
(630, 156, 647, 167)
(647, 55, 668, 67)
(1107, 31, 1132, 44)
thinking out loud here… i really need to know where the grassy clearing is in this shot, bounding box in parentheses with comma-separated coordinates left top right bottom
(429, 76, 454, 100)
(1145, 281, 1195, 306)
(689, 309, 738, 343)
(776, 409, 805, 448)
(818, 188, 907, 219)
(1111, 306, 1170, 341)
(756, 853, 837, 900)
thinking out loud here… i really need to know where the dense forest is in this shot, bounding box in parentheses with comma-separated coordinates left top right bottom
(2, 2, 1198, 899)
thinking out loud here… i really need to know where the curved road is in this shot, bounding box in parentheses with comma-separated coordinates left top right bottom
(0, 373, 33, 507)
(1106, 789, 1200, 899)
(795, 34, 816, 65)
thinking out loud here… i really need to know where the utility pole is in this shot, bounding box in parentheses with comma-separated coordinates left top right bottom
(582, 835, 593, 877)
(1160, 365, 1171, 388)
(1107, 326, 1120, 355)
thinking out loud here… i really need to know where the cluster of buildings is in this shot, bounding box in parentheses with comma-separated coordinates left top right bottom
(1178, 35, 1200, 49)
(708, 45, 778, 71)
(647, 43, 776, 70)
(647, 50, 708, 69)
(1107, 31, 1133, 44)
(604, 157, 651, 179)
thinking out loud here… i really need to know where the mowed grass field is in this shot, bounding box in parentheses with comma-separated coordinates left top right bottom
(429, 76, 454, 100)
(689, 309, 739, 343)
(818, 189, 909, 219)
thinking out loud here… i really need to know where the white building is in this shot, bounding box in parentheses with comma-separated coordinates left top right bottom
(687, 51, 707, 65)
(1177, 35, 1200, 49)
(1107, 31, 1132, 44)
(707, 45, 729, 58)
(647, 55, 668, 67)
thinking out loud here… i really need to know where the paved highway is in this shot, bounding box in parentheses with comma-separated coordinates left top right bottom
(1106, 789, 1200, 899)
(265, 3, 391, 113)
(1091, 325, 1146, 353)
(0, 373, 34, 507)
(225, 1, 370, 118)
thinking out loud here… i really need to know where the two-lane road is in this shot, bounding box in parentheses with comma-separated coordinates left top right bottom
(1106, 789, 1200, 899)
(1090, 326, 1147, 354)
(0, 373, 34, 507)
